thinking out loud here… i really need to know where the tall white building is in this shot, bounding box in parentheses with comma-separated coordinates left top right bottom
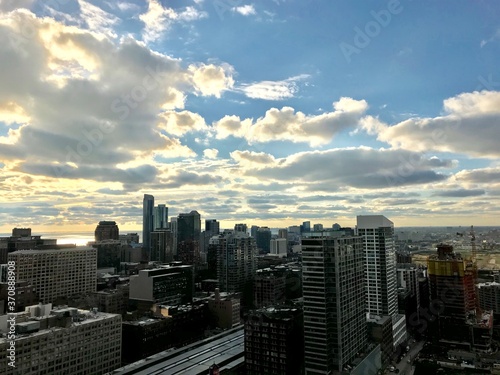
(356, 215, 406, 348)
(7, 247, 97, 304)
(270, 238, 287, 256)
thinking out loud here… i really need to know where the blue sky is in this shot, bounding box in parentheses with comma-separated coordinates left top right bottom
(0, 0, 499, 233)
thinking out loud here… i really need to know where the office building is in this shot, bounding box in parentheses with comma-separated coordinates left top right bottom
(208, 289, 241, 329)
(313, 223, 324, 231)
(205, 219, 220, 236)
(477, 282, 500, 313)
(396, 263, 421, 323)
(0, 280, 38, 314)
(234, 223, 248, 233)
(177, 211, 202, 266)
(270, 238, 287, 257)
(254, 268, 286, 308)
(150, 229, 174, 262)
(215, 230, 257, 294)
(119, 233, 139, 245)
(356, 215, 407, 348)
(255, 227, 271, 254)
(428, 243, 478, 343)
(301, 221, 311, 233)
(0, 229, 57, 263)
(129, 264, 194, 310)
(250, 225, 259, 239)
(121, 303, 207, 364)
(278, 228, 288, 239)
(142, 194, 155, 254)
(153, 204, 168, 230)
(302, 235, 370, 374)
(7, 247, 97, 304)
(92, 285, 129, 315)
(94, 221, 119, 242)
(0, 304, 122, 375)
(170, 217, 178, 257)
(245, 306, 303, 375)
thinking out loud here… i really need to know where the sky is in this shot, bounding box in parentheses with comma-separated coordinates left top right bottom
(0, 0, 499, 234)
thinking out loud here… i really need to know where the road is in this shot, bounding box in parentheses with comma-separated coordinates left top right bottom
(392, 340, 425, 375)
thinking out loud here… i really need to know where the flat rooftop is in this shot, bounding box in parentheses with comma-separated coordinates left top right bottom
(108, 326, 244, 375)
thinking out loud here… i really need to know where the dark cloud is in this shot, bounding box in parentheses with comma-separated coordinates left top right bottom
(433, 189, 486, 198)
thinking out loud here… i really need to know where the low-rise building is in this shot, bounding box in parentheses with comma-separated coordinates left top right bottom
(0, 304, 121, 375)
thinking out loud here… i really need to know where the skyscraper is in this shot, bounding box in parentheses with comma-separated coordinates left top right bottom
(428, 244, 478, 343)
(356, 215, 406, 348)
(255, 226, 271, 253)
(234, 223, 247, 233)
(205, 219, 220, 236)
(302, 235, 368, 374)
(142, 194, 154, 255)
(216, 230, 257, 293)
(177, 211, 201, 266)
(94, 221, 119, 241)
(153, 204, 168, 230)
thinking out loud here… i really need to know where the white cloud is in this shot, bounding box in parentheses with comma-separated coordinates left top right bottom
(213, 115, 252, 139)
(78, 0, 120, 38)
(158, 110, 207, 136)
(203, 148, 219, 159)
(362, 90, 500, 158)
(0, 9, 242, 183)
(232, 5, 256, 16)
(189, 63, 235, 98)
(213, 97, 368, 146)
(139, 0, 207, 43)
(230, 150, 276, 168)
(238, 74, 310, 100)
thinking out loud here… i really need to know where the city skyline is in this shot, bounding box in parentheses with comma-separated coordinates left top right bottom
(1, 1, 500, 233)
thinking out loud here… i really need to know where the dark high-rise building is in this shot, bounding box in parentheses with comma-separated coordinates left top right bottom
(234, 223, 247, 233)
(205, 219, 220, 236)
(245, 306, 303, 375)
(177, 211, 201, 242)
(302, 235, 368, 375)
(250, 225, 259, 238)
(150, 229, 174, 262)
(255, 227, 271, 254)
(177, 211, 201, 266)
(142, 194, 155, 255)
(254, 269, 286, 308)
(94, 221, 119, 242)
(301, 221, 310, 233)
(129, 264, 194, 310)
(153, 204, 168, 230)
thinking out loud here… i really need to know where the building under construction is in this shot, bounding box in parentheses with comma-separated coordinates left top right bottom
(428, 243, 493, 350)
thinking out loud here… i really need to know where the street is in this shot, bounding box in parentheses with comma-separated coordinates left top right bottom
(392, 340, 425, 375)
